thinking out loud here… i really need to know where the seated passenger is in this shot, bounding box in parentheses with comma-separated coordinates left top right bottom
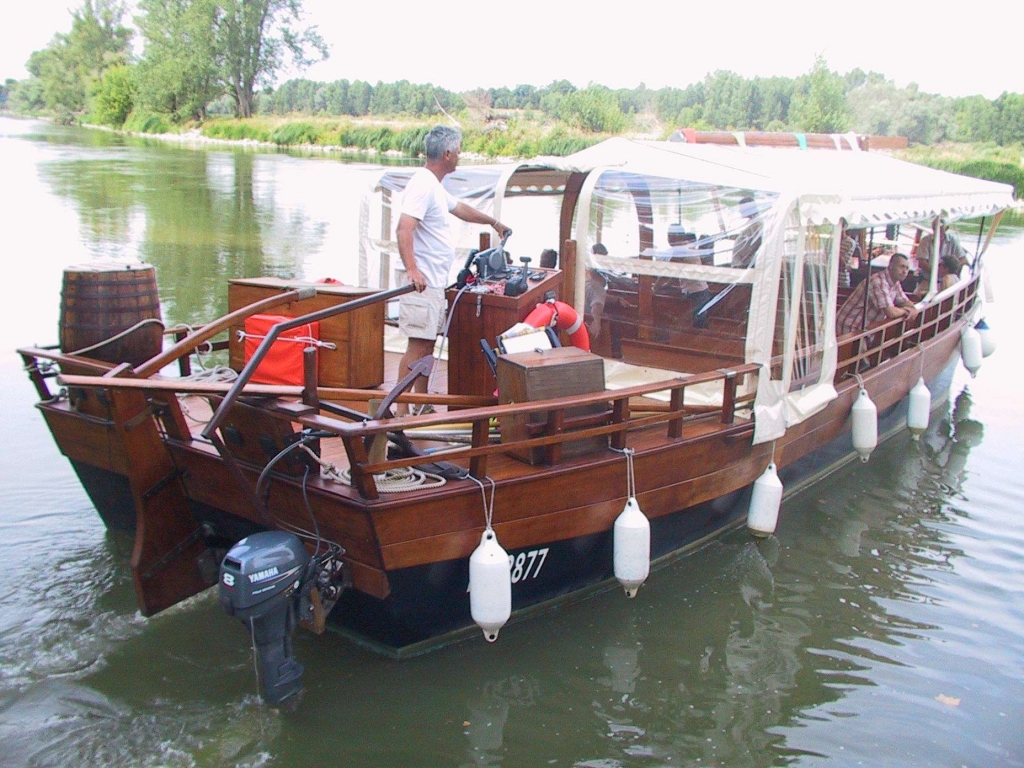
(585, 243, 628, 356)
(836, 252, 919, 337)
(731, 197, 764, 268)
(839, 227, 861, 289)
(694, 234, 715, 265)
(904, 252, 929, 295)
(585, 243, 610, 340)
(648, 224, 711, 328)
(917, 220, 968, 271)
(939, 253, 962, 290)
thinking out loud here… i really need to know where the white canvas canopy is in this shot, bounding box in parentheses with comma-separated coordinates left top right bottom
(542, 137, 1013, 226)
(360, 139, 1015, 445)
(538, 139, 1014, 444)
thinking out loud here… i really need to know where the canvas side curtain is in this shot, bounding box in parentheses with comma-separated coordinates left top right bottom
(750, 197, 840, 444)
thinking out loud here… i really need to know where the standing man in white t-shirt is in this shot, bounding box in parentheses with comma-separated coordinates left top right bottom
(396, 126, 509, 410)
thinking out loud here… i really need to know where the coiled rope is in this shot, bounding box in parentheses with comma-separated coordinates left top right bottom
(299, 444, 447, 493)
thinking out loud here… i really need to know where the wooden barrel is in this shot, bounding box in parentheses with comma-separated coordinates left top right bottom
(59, 262, 164, 367)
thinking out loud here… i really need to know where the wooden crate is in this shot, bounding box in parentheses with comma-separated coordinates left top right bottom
(228, 278, 384, 388)
(497, 346, 607, 465)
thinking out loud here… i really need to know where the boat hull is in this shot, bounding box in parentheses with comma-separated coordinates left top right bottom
(30, 339, 962, 656)
(315, 356, 960, 656)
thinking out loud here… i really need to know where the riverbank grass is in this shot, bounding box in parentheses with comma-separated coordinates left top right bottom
(190, 114, 604, 158)
(899, 143, 1024, 198)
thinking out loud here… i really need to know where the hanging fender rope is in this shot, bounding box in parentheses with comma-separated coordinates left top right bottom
(610, 446, 637, 498)
(467, 474, 497, 532)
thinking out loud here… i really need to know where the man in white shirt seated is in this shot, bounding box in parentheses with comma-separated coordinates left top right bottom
(647, 223, 712, 329)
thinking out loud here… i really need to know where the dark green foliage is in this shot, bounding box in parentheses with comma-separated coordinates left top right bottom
(202, 121, 271, 141)
(336, 124, 396, 151)
(261, 78, 462, 119)
(534, 130, 597, 155)
(557, 87, 627, 133)
(914, 157, 1024, 198)
(703, 71, 754, 130)
(9, 12, 1024, 159)
(394, 126, 431, 156)
(135, 0, 220, 123)
(789, 56, 848, 133)
(123, 111, 171, 134)
(992, 92, 1024, 145)
(91, 65, 135, 126)
(18, 0, 132, 118)
(268, 121, 319, 145)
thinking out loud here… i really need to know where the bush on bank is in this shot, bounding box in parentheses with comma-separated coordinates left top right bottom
(900, 144, 1024, 198)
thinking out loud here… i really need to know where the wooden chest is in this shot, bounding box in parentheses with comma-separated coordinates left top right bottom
(228, 278, 385, 388)
(496, 346, 608, 465)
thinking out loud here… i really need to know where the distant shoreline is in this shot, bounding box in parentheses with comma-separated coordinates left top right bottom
(85, 121, 430, 160)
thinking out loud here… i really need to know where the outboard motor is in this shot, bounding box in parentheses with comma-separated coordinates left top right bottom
(219, 531, 310, 705)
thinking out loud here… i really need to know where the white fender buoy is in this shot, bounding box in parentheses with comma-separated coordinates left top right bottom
(851, 388, 878, 463)
(747, 462, 783, 537)
(469, 529, 511, 642)
(976, 319, 996, 358)
(613, 497, 650, 598)
(907, 377, 931, 440)
(961, 325, 983, 378)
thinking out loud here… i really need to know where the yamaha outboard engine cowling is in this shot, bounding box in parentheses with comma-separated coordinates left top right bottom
(219, 531, 309, 705)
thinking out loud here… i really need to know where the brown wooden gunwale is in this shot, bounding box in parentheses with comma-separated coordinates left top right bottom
(164, 306, 962, 581)
(19, 272, 979, 608)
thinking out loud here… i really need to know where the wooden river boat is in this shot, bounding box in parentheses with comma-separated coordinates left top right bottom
(18, 135, 1014, 703)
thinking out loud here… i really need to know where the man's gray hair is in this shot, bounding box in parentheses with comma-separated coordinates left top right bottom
(424, 125, 462, 160)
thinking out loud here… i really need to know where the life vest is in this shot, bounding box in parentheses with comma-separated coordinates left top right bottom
(522, 299, 591, 351)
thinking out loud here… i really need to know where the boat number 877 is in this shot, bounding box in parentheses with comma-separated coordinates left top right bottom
(508, 548, 549, 583)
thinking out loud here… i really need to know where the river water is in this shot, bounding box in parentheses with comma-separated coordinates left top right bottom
(1, 116, 1022, 767)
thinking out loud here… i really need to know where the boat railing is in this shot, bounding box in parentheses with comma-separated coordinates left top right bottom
(836, 275, 977, 378)
(201, 284, 415, 442)
(18, 323, 236, 399)
(312, 363, 761, 500)
(17, 346, 114, 400)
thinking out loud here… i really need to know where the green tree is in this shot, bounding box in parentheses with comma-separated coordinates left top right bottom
(217, 0, 327, 118)
(846, 75, 904, 136)
(557, 86, 626, 133)
(92, 63, 135, 125)
(347, 80, 372, 115)
(892, 89, 952, 144)
(512, 84, 539, 110)
(135, 0, 220, 122)
(789, 56, 848, 133)
(6, 77, 47, 113)
(703, 71, 753, 129)
(750, 77, 793, 129)
(654, 84, 703, 125)
(993, 92, 1024, 145)
(19, 0, 131, 118)
(951, 95, 997, 142)
(539, 79, 577, 116)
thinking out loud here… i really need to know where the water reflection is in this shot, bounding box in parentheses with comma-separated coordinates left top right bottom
(38, 142, 327, 326)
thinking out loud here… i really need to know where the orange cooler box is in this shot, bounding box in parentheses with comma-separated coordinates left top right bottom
(243, 314, 320, 386)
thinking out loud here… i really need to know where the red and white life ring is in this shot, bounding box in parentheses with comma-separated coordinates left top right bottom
(522, 299, 591, 351)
